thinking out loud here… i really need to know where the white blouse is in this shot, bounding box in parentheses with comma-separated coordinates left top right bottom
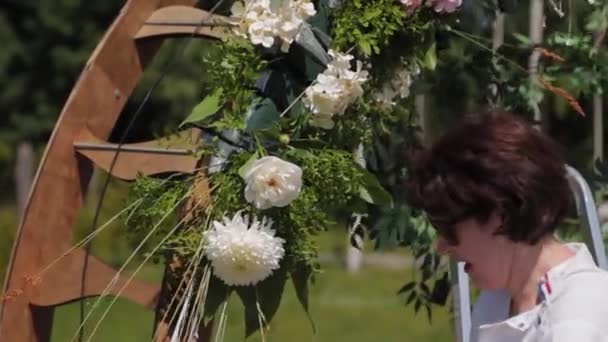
(470, 243, 608, 342)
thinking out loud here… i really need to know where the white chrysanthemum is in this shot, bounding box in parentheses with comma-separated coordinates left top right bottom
(303, 50, 368, 128)
(204, 211, 285, 286)
(243, 156, 303, 209)
(231, 0, 316, 51)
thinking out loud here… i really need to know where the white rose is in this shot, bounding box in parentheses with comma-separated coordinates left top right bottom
(242, 156, 303, 209)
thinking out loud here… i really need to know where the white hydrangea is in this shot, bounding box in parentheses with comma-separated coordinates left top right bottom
(303, 50, 369, 129)
(231, 0, 316, 51)
(204, 211, 285, 286)
(242, 156, 303, 209)
(373, 64, 419, 108)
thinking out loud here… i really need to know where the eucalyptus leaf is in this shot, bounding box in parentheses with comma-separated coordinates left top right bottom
(357, 165, 394, 207)
(295, 24, 331, 66)
(180, 88, 223, 127)
(311, 26, 332, 48)
(244, 98, 280, 133)
(255, 68, 289, 110)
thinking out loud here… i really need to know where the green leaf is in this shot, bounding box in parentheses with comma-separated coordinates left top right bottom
(430, 272, 450, 305)
(238, 152, 260, 179)
(423, 43, 437, 70)
(295, 24, 331, 66)
(397, 281, 416, 295)
(291, 262, 316, 332)
(512, 33, 532, 46)
(203, 275, 231, 324)
(360, 40, 372, 56)
(357, 165, 393, 207)
(244, 98, 280, 133)
(237, 266, 288, 337)
(370, 206, 414, 249)
(180, 88, 223, 127)
(585, 8, 608, 32)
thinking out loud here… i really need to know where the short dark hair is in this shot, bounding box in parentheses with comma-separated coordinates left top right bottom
(405, 111, 572, 245)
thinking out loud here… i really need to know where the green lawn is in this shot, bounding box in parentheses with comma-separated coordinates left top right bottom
(48, 262, 452, 342)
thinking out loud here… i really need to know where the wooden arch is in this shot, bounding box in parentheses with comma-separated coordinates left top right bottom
(0, 1, 231, 340)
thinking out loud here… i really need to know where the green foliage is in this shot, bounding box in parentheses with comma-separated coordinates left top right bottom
(244, 97, 281, 132)
(200, 37, 269, 131)
(332, 0, 406, 56)
(585, 3, 608, 32)
(124, 175, 189, 261)
(358, 166, 394, 207)
(180, 88, 224, 127)
(545, 31, 608, 96)
(207, 152, 253, 218)
(371, 208, 448, 319)
(287, 148, 363, 209)
(167, 147, 374, 329)
(237, 267, 288, 337)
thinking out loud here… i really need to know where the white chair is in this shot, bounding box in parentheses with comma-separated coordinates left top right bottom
(450, 166, 608, 342)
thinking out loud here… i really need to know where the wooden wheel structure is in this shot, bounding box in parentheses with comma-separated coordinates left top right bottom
(0, 1, 234, 340)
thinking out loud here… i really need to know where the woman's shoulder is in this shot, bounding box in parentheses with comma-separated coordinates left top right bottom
(546, 266, 608, 324)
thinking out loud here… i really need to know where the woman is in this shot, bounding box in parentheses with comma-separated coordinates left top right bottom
(406, 112, 608, 341)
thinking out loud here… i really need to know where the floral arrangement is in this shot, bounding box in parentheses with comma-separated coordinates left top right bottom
(121, 0, 594, 339)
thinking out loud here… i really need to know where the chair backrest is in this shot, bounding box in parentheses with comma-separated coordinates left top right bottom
(450, 166, 608, 342)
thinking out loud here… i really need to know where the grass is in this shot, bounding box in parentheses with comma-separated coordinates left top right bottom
(49, 263, 453, 342)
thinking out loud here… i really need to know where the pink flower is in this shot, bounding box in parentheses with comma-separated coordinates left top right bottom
(432, 0, 462, 13)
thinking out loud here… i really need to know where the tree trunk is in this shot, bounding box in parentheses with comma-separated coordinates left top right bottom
(492, 12, 505, 51)
(592, 30, 605, 225)
(593, 94, 603, 165)
(14, 142, 35, 217)
(345, 144, 365, 273)
(598, 202, 608, 225)
(489, 11, 505, 108)
(593, 29, 605, 167)
(528, 0, 545, 127)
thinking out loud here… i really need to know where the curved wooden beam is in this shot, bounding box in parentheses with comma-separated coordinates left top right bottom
(29, 249, 159, 309)
(135, 5, 234, 40)
(0, 0, 224, 340)
(74, 128, 200, 180)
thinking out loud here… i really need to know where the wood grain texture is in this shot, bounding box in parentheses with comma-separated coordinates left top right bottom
(0, 0, 198, 340)
(135, 5, 232, 40)
(75, 128, 200, 180)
